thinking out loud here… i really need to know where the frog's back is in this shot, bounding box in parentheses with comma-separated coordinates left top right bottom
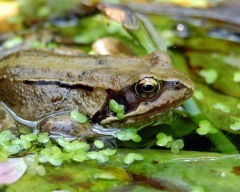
(0, 50, 150, 121)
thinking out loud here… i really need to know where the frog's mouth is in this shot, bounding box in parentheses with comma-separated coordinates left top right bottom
(94, 80, 194, 128)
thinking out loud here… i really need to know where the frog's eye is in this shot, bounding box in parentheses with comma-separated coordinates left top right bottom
(135, 77, 161, 99)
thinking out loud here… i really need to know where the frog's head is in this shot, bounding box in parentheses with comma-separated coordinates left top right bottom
(92, 51, 194, 129)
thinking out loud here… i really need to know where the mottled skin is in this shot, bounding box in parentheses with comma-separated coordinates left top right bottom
(0, 49, 194, 138)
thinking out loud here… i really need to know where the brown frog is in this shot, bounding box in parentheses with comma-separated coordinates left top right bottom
(0, 49, 194, 140)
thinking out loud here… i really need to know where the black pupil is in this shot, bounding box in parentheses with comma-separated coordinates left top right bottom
(142, 84, 155, 92)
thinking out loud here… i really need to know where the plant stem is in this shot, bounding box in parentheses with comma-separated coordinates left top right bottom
(183, 98, 238, 154)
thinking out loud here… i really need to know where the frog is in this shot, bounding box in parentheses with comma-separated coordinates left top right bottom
(0, 49, 194, 141)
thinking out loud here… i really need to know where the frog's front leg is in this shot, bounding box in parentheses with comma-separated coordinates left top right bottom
(39, 113, 119, 148)
(39, 113, 97, 141)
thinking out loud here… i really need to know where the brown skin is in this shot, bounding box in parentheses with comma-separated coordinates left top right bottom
(0, 49, 194, 137)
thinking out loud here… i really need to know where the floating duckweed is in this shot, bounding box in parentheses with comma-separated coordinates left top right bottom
(212, 103, 230, 113)
(94, 140, 104, 149)
(115, 129, 142, 142)
(37, 132, 50, 143)
(93, 172, 116, 180)
(57, 137, 70, 147)
(27, 161, 46, 176)
(40, 148, 51, 155)
(237, 104, 240, 109)
(117, 113, 125, 120)
(199, 69, 218, 84)
(64, 143, 75, 152)
(0, 130, 13, 142)
(30, 41, 45, 49)
(36, 165, 46, 176)
(86, 149, 116, 164)
(20, 134, 37, 141)
(70, 110, 88, 123)
(123, 153, 144, 164)
(20, 140, 32, 150)
(46, 42, 58, 49)
(86, 151, 109, 163)
(229, 121, 240, 131)
(37, 154, 50, 163)
(196, 120, 218, 135)
(48, 155, 63, 166)
(194, 90, 204, 100)
(71, 151, 87, 162)
(196, 127, 208, 135)
(156, 132, 173, 147)
(27, 166, 38, 175)
(189, 186, 205, 192)
(96, 153, 109, 164)
(61, 140, 90, 152)
(12, 138, 32, 149)
(3, 36, 23, 49)
(51, 146, 62, 155)
(233, 72, 240, 82)
(109, 99, 125, 120)
(86, 151, 99, 159)
(100, 149, 117, 156)
(7, 15, 24, 24)
(11, 138, 22, 145)
(109, 99, 119, 112)
(71, 140, 90, 151)
(170, 139, 184, 154)
(7, 144, 21, 155)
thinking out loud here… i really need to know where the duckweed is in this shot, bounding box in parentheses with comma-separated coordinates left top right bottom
(37, 132, 50, 143)
(196, 120, 218, 135)
(115, 128, 142, 142)
(109, 99, 125, 120)
(94, 140, 104, 149)
(233, 71, 240, 82)
(156, 132, 173, 147)
(0, 130, 13, 142)
(229, 121, 240, 131)
(189, 186, 205, 192)
(212, 102, 231, 113)
(3, 36, 23, 49)
(70, 110, 88, 123)
(170, 139, 184, 154)
(123, 153, 144, 164)
(237, 103, 240, 109)
(199, 69, 218, 84)
(194, 90, 204, 100)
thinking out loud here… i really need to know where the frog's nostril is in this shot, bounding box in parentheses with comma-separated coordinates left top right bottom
(173, 81, 181, 89)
